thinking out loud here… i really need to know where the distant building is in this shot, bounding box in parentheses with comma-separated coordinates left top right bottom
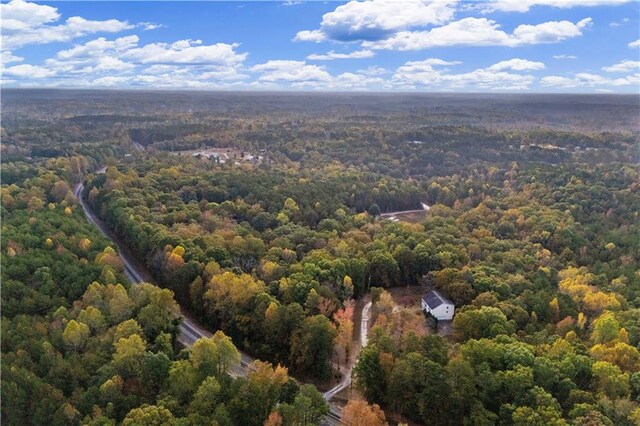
(421, 290, 455, 321)
(192, 151, 220, 160)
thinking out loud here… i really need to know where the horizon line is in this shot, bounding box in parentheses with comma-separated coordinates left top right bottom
(2, 87, 639, 96)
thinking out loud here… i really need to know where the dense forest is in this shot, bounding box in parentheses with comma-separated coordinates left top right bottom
(2, 90, 639, 425)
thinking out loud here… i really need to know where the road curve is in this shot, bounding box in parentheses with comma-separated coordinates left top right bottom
(320, 301, 372, 425)
(322, 301, 372, 402)
(74, 171, 374, 423)
(73, 179, 257, 377)
(379, 202, 430, 218)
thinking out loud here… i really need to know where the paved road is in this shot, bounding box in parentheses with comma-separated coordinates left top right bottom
(379, 203, 430, 218)
(360, 301, 373, 347)
(320, 301, 372, 425)
(73, 179, 256, 378)
(323, 301, 372, 402)
(74, 171, 374, 423)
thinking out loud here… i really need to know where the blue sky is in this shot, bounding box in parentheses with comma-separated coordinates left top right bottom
(1, 0, 639, 92)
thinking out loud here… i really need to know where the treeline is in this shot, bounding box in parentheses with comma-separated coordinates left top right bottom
(3, 91, 638, 178)
(4, 91, 639, 133)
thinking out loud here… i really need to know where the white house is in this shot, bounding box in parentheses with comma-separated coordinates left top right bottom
(421, 290, 455, 321)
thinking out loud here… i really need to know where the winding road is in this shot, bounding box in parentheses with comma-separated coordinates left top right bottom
(379, 202, 430, 219)
(320, 300, 372, 425)
(74, 168, 373, 423)
(323, 301, 372, 401)
(73, 179, 255, 378)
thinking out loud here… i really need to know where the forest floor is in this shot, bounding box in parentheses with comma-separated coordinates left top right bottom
(389, 286, 454, 336)
(390, 210, 430, 223)
(388, 285, 426, 308)
(379, 204, 431, 223)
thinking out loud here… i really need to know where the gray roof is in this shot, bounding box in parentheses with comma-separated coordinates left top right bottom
(422, 290, 453, 309)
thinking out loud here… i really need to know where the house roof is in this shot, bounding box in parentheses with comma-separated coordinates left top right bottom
(422, 290, 453, 309)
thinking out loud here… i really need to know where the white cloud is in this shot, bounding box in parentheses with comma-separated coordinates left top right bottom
(123, 40, 247, 65)
(539, 76, 576, 87)
(295, 0, 457, 42)
(333, 72, 383, 88)
(0, 1, 246, 90)
(44, 36, 139, 75)
(141, 22, 164, 31)
(629, 39, 640, 48)
(553, 54, 577, 59)
(609, 17, 629, 27)
(128, 64, 249, 87)
(56, 36, 140, 60)
(513, 18, 591, 44)
(1, 51, 24, 64)
(602, 59, 640, 72)
(0, 0, 59, 31)
(295, 0, 593, 53)
(364, 17, 591, 50)
(0, 0, 171, 50)
(290, 71, 387, 91)
(392, 59, 452, 83)
(128, 73, 247, 89)
(393, 58, 536, 91)
(307, 50, 375, 60)
(445, 69, 535, 90)
(2, 12, 134, 50)
(293, 30, 326, 43)
(482, 0, 631, 13)
(139, 64, 182, 75)
(356, 65, 388, 76)
(488, 58, 545, 71)
(2, 64, 55, 78)
(92, 76, 133, 86)
(64, 16, 132, 34)
(25, 64, 251, 90)
(420, 58, 463, 66)
(364, 18, 514, 50)
(541, 72, 639, 88)
(251, 60, 332, 82)
(50, 36, 246, 69)
(17, 34, 250, 87)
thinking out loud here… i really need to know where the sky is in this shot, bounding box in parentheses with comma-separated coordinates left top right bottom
(1, 0, 639, 92)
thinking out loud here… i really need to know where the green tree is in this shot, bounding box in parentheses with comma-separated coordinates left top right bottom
(453, 307, 512, 340)
(278, 384, 328, 426)
(189, 376, 221, 416)
(592, 312, 620, 344)
(62, 320, 90, 352)
(290, 315, 336, 379)
(353, 345, 386, 403)
(122, 404, 175, 425)
(112, 334, 147, 378)
(368, 252, 399, 288)
(591, 361, 630, 399)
